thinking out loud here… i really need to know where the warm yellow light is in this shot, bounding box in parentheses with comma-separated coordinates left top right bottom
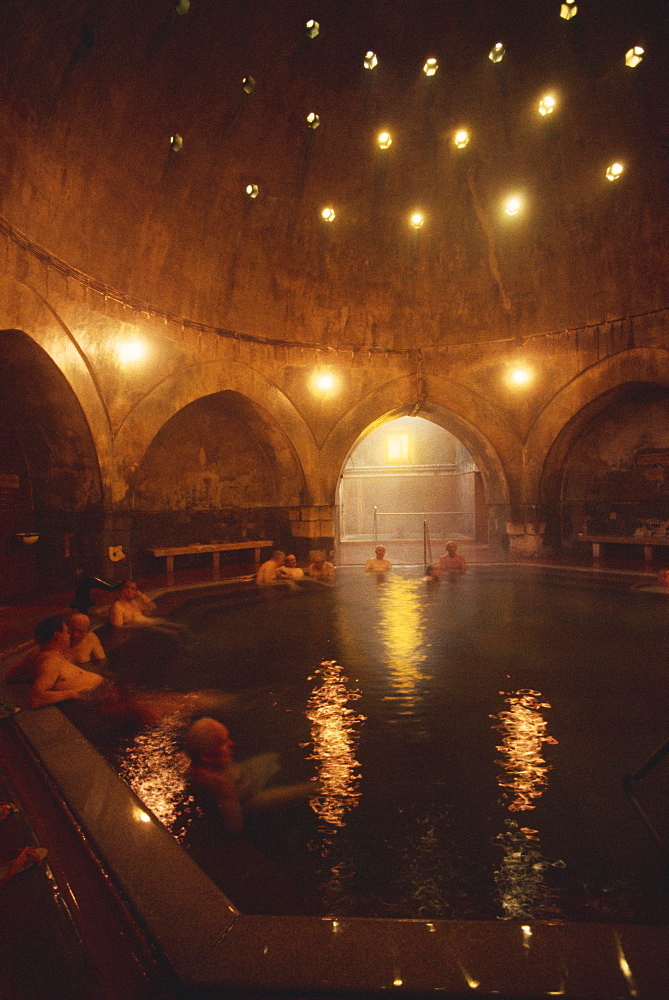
(423, 57, 438, 76)
(538, 94, 556, 116)
(606, 162, 624, 181)
(560, 1, 577, 19)
(306, 112, 320, 129)
(489, 42, 505, 63)
(169, 134, 182, 152)
(364, 50, 378, 70)
(509, 366, 532, 386)
(133, 807, 151, 823)
(241, 76, 255, 94)
(313, 370, 335, 392)
(505, 196, 522, 216)
(625, 46, 644, 68)
(378, 130, 392, 149)
(321, 207, 336, 222)
(245, 183, 259, 198)
(305, 19, 319, 38)
(387, 432, 409, 462)
(410, 212, 424, 229)
(454, 129, 470, 148)
(116, 339, 147, 365)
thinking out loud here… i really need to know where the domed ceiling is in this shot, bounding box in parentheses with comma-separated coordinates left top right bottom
(0, 0, 666, 349)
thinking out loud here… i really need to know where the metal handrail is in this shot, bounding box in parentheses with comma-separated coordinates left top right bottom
(623, 736, 669, 882)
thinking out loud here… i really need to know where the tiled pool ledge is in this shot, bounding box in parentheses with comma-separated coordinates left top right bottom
(14, 706, 669, 999)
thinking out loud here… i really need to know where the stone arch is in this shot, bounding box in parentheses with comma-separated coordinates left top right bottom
(0, 329, 104, 594)
(112, 358, 318, 505)
(525, 348, 669, 505)
(319, 374, 513, 506)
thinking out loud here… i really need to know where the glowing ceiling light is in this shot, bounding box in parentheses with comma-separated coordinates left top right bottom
(134, 806, 151, 822)
(305, 19, 320, 38)
(560, 0, 578, 19)
(410, 212, 425, 229)
(454, 129, 470, 148)
(505, 196, 522, 216)
(364, 50, 378, 70)
(306, 112, 320, 129)
(509, 366, 532, 386)
(169, 133, 182, 152)
(117, 339, 148, 365)
(625, 46, 644, 68)
(321, 206, 336, 222)
(245, 183, 259, 199)
(241, 76, 255, 94)
(538, 93, 556, 116)
(377, 130, 392, 149)
(423, 57, 438, 76)
(606, 161, 624, 181)
(313, 370, 335, 393)
(489, 42, 505, 63)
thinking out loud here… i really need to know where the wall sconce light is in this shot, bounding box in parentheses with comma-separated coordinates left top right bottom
(306, 112, 320, 129)
(560, 1, 577, 19)
(15, 533, 39, 545)
(625, 46, 644, 68)
(305, 19, 320, 39)
(489, 43, 505, 63)
(504, 196, 522, 216)
(312, 370, 336, 394)
(606, 162, 624, 181)
(321, 207, 336, 222)
(423, 58, 438, 76)
(410, 212, 425, 229)
(246, 183, 259, 199)
(538, 94, 556, 116)
(377, 130, 392, 149)
(364, 51, 378, 70)
(508, 366, 532, 386)
(241, 76, 255, 94)
(169, 134, 183, 152)
(116, 339, 148, 365)
(454, 129, 470, 148)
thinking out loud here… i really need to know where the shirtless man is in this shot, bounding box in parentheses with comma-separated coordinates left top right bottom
(185, 717, 314, 834)
(307, 552, 335, 582)
(255, 551, 285, 586)
(277, 554, 304, 581)
(365, 545, 392, 573)
(439, 540, 467, 575)
(109, 580, 158, 627)
(26, 617, 105, 709)
(67, 613, 106, 666)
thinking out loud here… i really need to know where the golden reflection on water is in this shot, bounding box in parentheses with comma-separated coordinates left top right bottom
(117, 715, 192, 838)
(306, 660, 365, 829)
(491, 688, 562, 919)
(378, 577, 431, 712)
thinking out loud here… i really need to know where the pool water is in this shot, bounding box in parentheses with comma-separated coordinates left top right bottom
(102, 567, 669, 922)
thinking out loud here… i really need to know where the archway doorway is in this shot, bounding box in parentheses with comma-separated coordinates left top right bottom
(337, 415, 487, 566)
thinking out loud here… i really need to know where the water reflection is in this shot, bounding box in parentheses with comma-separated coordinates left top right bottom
(491, 689, 562, 919)
(306, 659, 365, 829)
(116, 715, 193, 839)
(378, 577, 431, 714)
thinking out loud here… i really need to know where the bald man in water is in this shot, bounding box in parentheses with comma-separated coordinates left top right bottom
(67, 613, 107, 666)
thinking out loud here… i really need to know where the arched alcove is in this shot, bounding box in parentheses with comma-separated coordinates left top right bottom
(337, 413, 488, 565)
(129, 390, 307, 566)
(0, 330, 103, 597)
(540, 383, 669, 550)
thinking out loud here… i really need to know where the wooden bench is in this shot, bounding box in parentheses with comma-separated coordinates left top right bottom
(578, 534, 669, 565)
(146, 541, 274, 578)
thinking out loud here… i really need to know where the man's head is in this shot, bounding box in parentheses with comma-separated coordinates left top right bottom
(272, 551, 286, 565)
(34, 616, 69, 649)
(119, 580, 139, 600)
(68, 613, 91, 645)
(285, 554, 297, 568)
(312, 551, 325, 568)
(375, 546, 386, 559)
(445, 540, 458, 555)
(185, 717, 235, 767)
